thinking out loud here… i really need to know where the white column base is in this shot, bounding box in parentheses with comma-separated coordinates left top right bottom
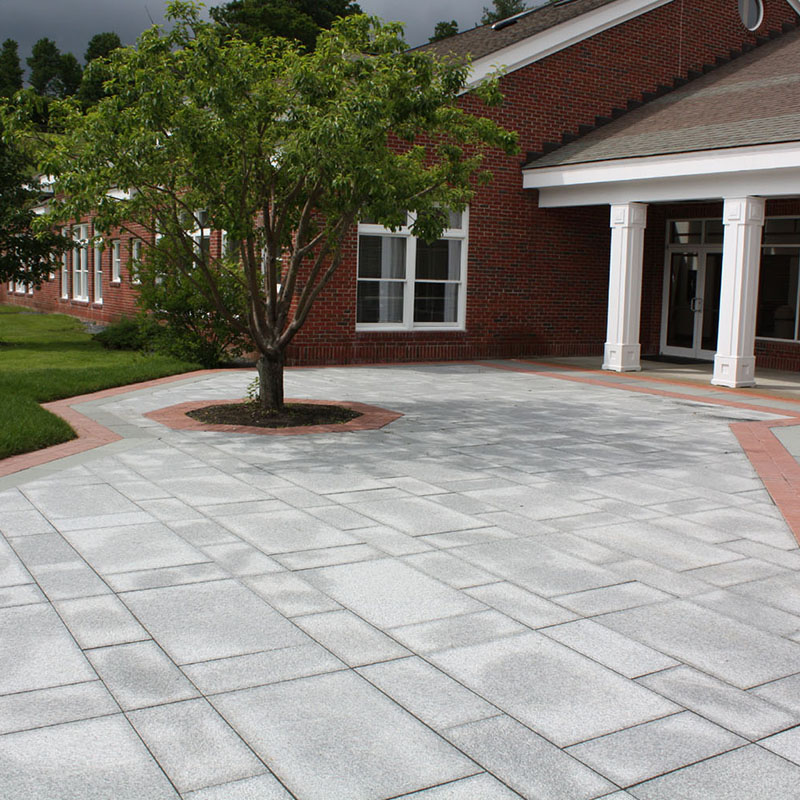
(603, 343, 641, 372)
(711, 354, 756, 387)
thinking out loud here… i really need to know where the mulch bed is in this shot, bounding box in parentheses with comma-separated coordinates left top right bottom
(186, 401, 361, 429)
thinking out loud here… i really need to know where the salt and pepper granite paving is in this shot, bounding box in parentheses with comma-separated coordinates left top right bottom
(3, 362, 800, 799)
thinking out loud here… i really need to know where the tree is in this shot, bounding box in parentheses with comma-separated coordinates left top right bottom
(11, 2, 516, 411)
(481, 0, 527, 25)
(429, 20, 459, 43)
(57, 53, 83, 97)
(0, 40, 23, 98)
(210, 0, 362, 50)
(79, 32, 122, 106)
(27, 38, 63, 97)
(0, 125, 69, 287)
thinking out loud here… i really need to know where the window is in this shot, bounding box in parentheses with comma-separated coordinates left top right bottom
(94, 240, 103, 303)
(111, 240, 121, 282)
(356, 210, 468, 329)
(72, 224, 89, 301)
(738, 0, 763, 30)
(130, 239, 142, 283)
(61, 227, 69, 298)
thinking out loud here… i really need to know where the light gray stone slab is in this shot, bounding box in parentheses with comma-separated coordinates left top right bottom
(638, 665, 797, 740)
(402, 551, 496, 588)
(86, 640, 200, 710)
(183, 774, 293, 800)
(0, 681, 118, 735)
(692, 589, 800, 636)
(104, 562, 228, 592)
(294, 609, 410, 666)
(686, 558, 788, 587)
(303, 559, 483, 628)
(446, 714, 615, 800)
(390, 610, 527, 653)
(182, 642, 345, 695)
(120, 579, 308, 664)
(196, 499, 289, 518)
(157, 473, 270, 505)
(10, 533, 82, 568)
(463, 484, 596, 521)
(135, 498, 205, 522)
(454, 539, 621, 597)
(24, 483, 140, 519)
(0, 509, 56, 537)
(55, 510, 156, 531)
(0, 582, 46, 608)
(723, 539, 800, 570)
(0, 715, 179, 799)
(221, 508, 357, 553)
(168, 518, 239, 547)
(351, 525, 434, 555)
(357, 657, 498, 730)
(281, 469, 388, 494)
(750, 673, 800, 715)
(29, 562, 112, 600)
(555, 582, 671, 616)
(211, 671, 479, 800)
(627, 745, 800, 800)
(681, 508, 798, 549)
(542, 619, 679, 678)
(417, 527, 516, 548)
(325, 487, 409, 505)
(202, 542, 282, 576)
(0, 604, 96, 694)
(267, 486, 332, 508)
(567, 712, 745, 787)
(0, 488, 35, 511)
(759, 725, 800, 765)
(271, 543, 382, 570)
(349, 497, 488, 536)
(430, 632, 678, 747)
(54, 594, 149, 649)
(597, 600, 800, 689)
(244, 572, 341, 616)
(607, 559, 712, 597)
(466, 581, 578, 628)
(732, 573, 800, 617)
(307, 504, 379, 530)
(0, 537, 32, 588)
(395, 773, 523, 798)
(128, 698, 266, 793)
(63, 522, 207, 575)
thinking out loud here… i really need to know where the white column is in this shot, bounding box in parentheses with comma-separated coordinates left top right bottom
(712, 196, 765, 388)
(603, 202, 647, 372)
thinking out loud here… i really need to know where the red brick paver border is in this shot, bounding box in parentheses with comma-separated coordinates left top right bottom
(145, 399, 403, 436)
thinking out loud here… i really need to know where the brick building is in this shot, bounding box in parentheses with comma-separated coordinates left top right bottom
(6, 0, 800, 385)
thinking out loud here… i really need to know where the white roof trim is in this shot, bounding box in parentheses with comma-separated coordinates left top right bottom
(466, 0, 672, 89)
(522, 142, 800, 205)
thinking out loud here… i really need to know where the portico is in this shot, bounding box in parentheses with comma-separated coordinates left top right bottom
(522, 26, 800, 387)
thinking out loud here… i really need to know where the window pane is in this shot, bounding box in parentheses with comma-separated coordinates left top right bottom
(358, 236, 406, 279)
(357, 280, 404, 323)
(704, 220, 724, 244)
(669, 220, 702, 244)
(763, 218, 800, 245)
(416, 239, 461, 281)
(757, 248, 799, 339)
(414, 282, 459, 323)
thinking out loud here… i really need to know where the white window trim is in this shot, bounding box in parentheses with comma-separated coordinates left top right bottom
(356, 209, 468, 332)
(111, 240, 121, 283)
(61, 227, 70, 298)
(72, 224, 90, 302)
(130, 239, 143, 284)
(93, 239, 103, 304)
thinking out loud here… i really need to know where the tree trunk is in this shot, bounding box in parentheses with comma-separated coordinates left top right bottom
(257, 352, 284, 412)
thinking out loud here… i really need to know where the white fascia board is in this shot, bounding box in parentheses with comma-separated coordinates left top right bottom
(786, 0, 800, 13)
(524, 142, 800, 206)
(465, 0, 672, 88)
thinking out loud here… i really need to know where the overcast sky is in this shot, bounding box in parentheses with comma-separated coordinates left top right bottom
(1, 0, 492, 69)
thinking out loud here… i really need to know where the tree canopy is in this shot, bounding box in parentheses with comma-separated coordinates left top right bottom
(79, 32, 122, 106)
(5, 2, 517, 410)
(481, 0, 528, 25)
(0, 40, 23, 99)
(429, 20, 459, 43)
(210, 0, 362, 50)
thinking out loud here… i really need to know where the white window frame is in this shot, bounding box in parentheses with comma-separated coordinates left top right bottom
(72, 224, 89, 301)
(111, 239, 121, 283)
(93, 238, 103, 304)
(130, 239, 142, 284)
(356, 209, 468, 331)
(61, 227, 69, 298)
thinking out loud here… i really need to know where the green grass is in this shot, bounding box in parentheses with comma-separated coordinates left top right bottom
(0, 306, 200, 459)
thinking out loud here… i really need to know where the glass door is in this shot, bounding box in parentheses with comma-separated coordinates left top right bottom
(661, 250, 722, 359)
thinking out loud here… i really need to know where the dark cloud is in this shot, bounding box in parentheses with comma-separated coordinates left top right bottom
(1, 0, 489, 69)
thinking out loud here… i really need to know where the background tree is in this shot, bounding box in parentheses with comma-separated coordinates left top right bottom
(79, 32, 122, 106)
(210, 0, 362, 50)
(481, 0, 528, 25)
(12, 3, 516, 411)
(57, 53, 83, 97)
(0, 40, 23, 98)
(0, 124, 69, 286)
(27, 38, 62, 97)
(429, 20, 459, 43)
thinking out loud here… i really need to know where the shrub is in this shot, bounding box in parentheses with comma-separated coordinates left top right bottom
(92, 317, 149, 351)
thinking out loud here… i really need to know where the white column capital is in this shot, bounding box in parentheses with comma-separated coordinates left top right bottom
(610, 202, 647, 229)
(723, 196, 765, 226)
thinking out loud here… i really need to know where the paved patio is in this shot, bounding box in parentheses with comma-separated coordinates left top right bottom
(3, 362, 800, 799)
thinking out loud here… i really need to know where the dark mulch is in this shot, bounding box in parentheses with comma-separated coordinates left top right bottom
(186, 401, 361, 428)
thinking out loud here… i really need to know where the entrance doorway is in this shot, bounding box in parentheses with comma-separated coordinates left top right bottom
(661, 250, 723, 360)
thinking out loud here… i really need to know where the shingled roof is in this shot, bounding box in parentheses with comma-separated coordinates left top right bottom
(416, 0, 620, 61)
(524, 25, 800, 169)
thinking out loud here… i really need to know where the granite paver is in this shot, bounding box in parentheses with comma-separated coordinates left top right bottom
(3, 363, 800, 798)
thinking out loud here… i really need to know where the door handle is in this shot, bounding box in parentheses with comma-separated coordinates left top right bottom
(690, 297, 703, 312)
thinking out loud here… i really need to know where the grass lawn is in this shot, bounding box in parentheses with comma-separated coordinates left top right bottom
(0, 306, 200, 459)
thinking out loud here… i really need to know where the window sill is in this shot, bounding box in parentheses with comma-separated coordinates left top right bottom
(755, 336, 800, 344)
(356, 325, 466, 333)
